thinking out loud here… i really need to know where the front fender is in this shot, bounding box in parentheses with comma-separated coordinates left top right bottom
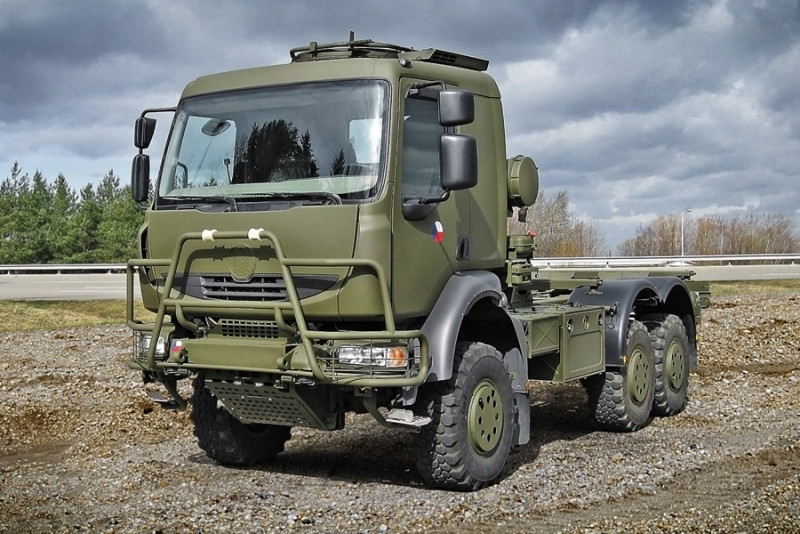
(421, 271, 524, 382)
(420, 271, 530, 446)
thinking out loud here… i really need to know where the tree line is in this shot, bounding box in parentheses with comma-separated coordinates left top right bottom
(0, 162, 143, 264)
(618, 212, 799, 257)
(509, 189, 798, 258)
(3, 161, 796, 264)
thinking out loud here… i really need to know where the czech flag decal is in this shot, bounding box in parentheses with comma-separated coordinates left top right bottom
(431, 221, 444, 243)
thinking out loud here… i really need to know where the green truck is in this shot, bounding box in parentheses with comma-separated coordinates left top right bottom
(127, 36, 707, 491)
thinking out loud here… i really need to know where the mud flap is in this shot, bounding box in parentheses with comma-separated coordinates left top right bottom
(514, 392, 531, 445)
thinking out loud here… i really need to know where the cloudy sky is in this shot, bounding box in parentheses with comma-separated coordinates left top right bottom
(1, 0, 798, 249)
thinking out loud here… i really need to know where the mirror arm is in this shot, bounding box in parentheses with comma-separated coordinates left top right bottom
(421, 190, 450, 205)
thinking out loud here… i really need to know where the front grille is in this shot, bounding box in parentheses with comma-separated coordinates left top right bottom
(171, 274, 337, 302)
(219, 319, 280, 339)
(202, 275, 287, 301)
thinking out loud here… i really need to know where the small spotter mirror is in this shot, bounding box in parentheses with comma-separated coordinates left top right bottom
(201, 119, 231, 137)
(131, 153, 150, 204)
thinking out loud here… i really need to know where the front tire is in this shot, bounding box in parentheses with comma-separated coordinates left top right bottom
(413, 342, 515, 491)
(586, 321, 655, 432)
(191, 374, 291, 466)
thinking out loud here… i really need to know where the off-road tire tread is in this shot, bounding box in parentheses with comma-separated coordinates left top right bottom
(643, 313, 689, 416)
(586, 321, 654, 432)
(190, 375, 291, 466)
(413, 342, 514, 491)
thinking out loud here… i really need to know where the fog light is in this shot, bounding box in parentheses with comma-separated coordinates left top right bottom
(138, 333, 166, 361)
(337, 345, 408, 368)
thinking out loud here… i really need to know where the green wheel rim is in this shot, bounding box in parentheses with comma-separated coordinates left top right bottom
(665, 339, 686, 392)
(627, 347, 652, 406)
(468, 379, 504, 456)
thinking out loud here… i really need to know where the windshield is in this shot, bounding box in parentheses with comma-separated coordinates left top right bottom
(157, 80, 388, 205)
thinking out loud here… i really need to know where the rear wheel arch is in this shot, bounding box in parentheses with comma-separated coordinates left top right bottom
(569, 277, 697, 369)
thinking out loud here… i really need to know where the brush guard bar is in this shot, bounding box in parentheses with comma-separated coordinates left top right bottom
(126, 228, 430, 387)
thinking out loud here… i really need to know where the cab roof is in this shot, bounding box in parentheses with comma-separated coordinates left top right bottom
(180, 35, 497, 100)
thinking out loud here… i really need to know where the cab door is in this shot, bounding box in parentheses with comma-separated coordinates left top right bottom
(391, 80, 471, 319)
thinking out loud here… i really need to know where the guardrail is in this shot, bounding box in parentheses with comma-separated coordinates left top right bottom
(2, 254, 799, 275)
(529, 254, 800, 268)
(0, 264, 126, 275)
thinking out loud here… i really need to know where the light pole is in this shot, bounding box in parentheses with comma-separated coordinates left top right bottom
(681, 208, 692, 256)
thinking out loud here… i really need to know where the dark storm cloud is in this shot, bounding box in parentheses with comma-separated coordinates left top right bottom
(0, 0, 798, 247)
(726, 0, 800, 54)
(0, 1, 167, 122)
(152, 0, 654, 66)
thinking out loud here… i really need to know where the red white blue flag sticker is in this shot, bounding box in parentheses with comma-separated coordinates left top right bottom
(432, 221, 444, 243)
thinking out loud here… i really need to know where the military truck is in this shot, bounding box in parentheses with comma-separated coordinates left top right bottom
(127, 36, 706, 491)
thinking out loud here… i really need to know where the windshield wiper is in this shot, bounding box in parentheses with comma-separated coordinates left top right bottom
(241, 192, 343, 205)
(161, 191, 342, 210)
(161, 195, 238, 211)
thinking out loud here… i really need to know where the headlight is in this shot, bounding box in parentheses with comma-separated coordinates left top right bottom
(337, 345, 408, 368)
(144, 335, 167, 356)
(135, 332, 167, 361)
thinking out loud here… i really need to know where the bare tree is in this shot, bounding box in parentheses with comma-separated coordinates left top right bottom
(619, 212, 799, 256)
(509, 190, 605, 257)
(618, 215, 680, 256)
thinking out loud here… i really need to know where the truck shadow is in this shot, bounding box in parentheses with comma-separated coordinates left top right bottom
(187, 382, 595, 489)
(504, 382, 595, 477)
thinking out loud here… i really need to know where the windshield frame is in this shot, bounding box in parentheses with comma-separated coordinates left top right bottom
(154, 79, 390, 209)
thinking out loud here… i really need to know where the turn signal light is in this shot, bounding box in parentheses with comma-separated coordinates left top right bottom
(337, 345, 408, 368)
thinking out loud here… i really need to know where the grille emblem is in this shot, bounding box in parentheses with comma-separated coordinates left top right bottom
(226, 245, 257, 282)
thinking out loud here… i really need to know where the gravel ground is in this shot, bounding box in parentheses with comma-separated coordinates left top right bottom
(1, 292, 799, 533)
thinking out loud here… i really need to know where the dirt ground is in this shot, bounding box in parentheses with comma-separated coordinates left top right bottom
(1, 292, 798, 533)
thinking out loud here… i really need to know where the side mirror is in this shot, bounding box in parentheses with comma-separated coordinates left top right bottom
(131, 153, 150, 203)
(134, 116, 157, 149)
(441, 134, 477, 191)
(439, 90, 474, 127)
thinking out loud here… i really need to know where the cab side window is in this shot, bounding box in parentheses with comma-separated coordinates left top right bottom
(401, 96, 444, 199)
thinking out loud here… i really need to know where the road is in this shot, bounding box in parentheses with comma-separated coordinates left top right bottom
(690, 263, 800, 281)
(0, 273, 133, 300)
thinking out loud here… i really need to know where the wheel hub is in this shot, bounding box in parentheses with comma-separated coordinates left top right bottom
(665, 339, 686, 391)
(627, 347, 652, 406)
(468, 379, 504, 456)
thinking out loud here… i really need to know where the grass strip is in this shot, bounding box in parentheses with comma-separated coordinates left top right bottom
(0, 300, 153, 333)
(709, 279, 800, 296)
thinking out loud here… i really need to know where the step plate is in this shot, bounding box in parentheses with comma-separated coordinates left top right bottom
(206, 380, 327, 428)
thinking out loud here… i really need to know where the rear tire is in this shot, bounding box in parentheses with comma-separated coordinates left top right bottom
(586, 321, 655, 432)
(191, 374, 291, 466)
(413, 342, 515, 491)
(644, 314, 689, 416)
